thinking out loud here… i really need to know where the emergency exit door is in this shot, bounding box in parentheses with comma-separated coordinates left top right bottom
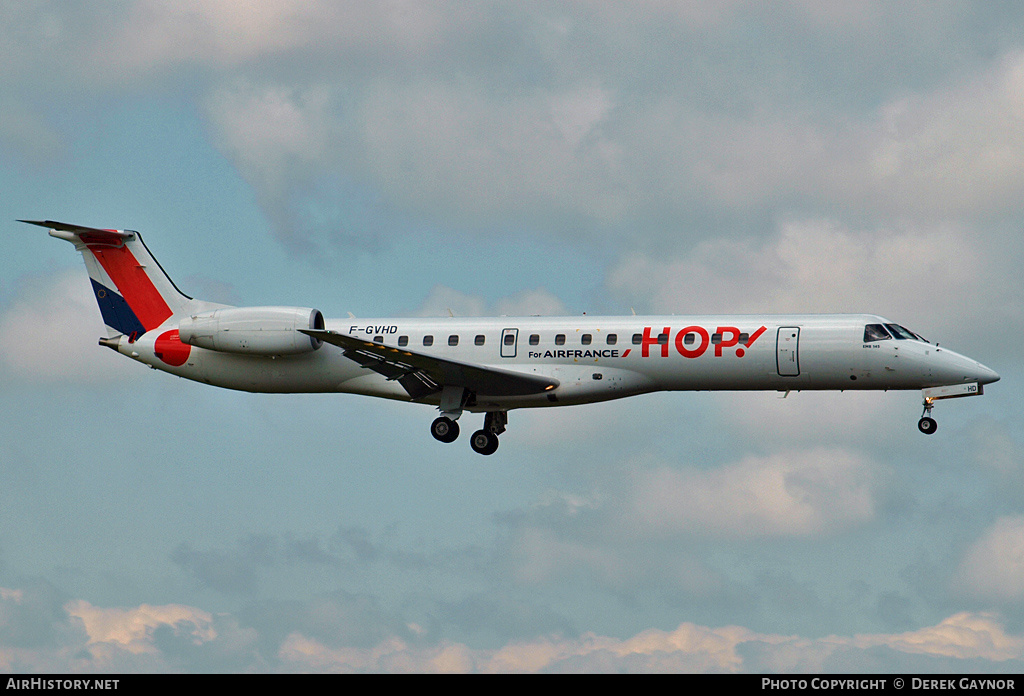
(501, 328, 518, 358)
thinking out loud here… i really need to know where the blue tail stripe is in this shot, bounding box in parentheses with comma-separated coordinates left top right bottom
(90, 279, 146, 338)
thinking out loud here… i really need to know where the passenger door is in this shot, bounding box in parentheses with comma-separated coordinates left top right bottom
(776, 327, 800, 376)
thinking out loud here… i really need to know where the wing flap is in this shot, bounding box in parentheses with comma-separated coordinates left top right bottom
(302, 329, 558, 398)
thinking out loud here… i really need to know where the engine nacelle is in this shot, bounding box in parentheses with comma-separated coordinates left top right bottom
(178, 306, 325, 355)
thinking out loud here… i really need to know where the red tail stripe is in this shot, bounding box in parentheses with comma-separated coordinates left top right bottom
(88, 244, 172, 331)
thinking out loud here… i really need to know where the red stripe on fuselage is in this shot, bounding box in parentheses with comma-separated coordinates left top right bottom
(87, 244, 172, 331)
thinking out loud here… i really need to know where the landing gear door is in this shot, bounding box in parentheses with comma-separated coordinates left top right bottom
(500, 328, 518, 358)
(776, 327, 800, 376)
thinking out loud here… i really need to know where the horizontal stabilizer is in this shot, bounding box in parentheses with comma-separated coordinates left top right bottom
(19, 219, 135, 246)
(302, 329, 559, 398)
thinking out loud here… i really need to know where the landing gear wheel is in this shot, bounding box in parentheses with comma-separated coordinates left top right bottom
(918, 417, 937, 435)
(470, 429, 499, 455)
(431, 417, 460, 443)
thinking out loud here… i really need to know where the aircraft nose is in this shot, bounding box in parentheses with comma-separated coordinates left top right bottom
(976, 363, 1000, 385)
(932, 348, 1000, 386)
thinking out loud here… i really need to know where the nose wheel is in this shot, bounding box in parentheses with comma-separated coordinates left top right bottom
(918, 398, 938, 435)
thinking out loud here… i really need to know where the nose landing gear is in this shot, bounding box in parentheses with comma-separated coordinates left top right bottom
(918, 397, 937, 435)
(916, 383, 988, 435)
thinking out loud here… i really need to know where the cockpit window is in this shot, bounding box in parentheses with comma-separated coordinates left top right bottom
(885, 323, 920, 341)
(864, 324, 892, 342)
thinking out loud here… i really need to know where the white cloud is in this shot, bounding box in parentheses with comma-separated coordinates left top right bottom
(10, 4, 1024, 244)
(485, 443, 879, 594)
(359, 80, 628, 228)
(67, 600, 216, 655)
(0, 591, 259, 672)
(606, 218, 1012, 350)
(0, 270, 135, 382)
(278, 611, 1024, 673)
(858, 612, 1024, 662)
(3, 584, 1022, 672)
(95, 1, 465, 78)
(278, 633, 474, 674)
(514, 395, 667, 450)
(413, 285, 567, 318)
(868, 51, 1024, 216)
(493, 289, 569, 318)
(17, 2, 1021, 260)
(954, 516, 1024, 603)
(615, 47, 1024, 225)
(627, 448, 876, 538)
(204, 81, 341, 198)
(749, 612, 1024, 673)
(713, 390, 905, 444)
(412, 285, 487, 319)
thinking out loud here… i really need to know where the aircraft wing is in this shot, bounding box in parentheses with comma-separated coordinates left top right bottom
(302, 329, 559, 400)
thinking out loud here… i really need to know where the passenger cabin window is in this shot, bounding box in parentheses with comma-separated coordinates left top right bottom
(863, 324, 891, 342)
(529, 334, 540, 346)
(657, 333, 668, 345)
(475, 334, 485, 346)
(632, 333, 642, 345)
(449, 335, 459, 346)
(581, 334, 592, 345)
(739, 333, 749, 344)
(423, 335, 434, 346)
(607, 334, 617, 345)
(555, 334, 566, 345)
(711, 333, 722, 344)
(503, 334, 515, 346)
(398, 335, 409, 347)
(374, 335, 383, 343)
(683, 332, 696, 345)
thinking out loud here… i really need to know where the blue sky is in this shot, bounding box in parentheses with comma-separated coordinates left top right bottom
(1, 1, 1023, 672)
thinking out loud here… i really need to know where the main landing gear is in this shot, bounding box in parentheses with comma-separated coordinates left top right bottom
(431, 411, 507, 455)
(430, 416, 460, 443)
(918, 397, 938, 435)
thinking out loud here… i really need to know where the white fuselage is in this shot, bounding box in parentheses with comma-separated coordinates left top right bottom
(117, 313, 999, 413)
(30, 219, 998, 450)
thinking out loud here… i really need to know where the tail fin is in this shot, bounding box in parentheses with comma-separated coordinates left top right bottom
(21, 220, 194, 340)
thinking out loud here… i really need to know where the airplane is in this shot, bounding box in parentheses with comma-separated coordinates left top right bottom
(24, 219, 1000, 455)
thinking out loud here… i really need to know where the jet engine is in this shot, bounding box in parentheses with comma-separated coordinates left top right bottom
(178, 306, 325, 355)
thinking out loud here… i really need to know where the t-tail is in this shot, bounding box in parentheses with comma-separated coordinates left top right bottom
(20, 220, 197, 341)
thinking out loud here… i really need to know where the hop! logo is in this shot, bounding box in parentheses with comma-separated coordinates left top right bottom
(622, 325, 767, 359)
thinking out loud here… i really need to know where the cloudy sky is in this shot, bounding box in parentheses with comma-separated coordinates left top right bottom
(1, 1, 1023, 673)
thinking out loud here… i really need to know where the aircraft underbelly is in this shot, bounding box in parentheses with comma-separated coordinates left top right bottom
(160, 346, 364, 393)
